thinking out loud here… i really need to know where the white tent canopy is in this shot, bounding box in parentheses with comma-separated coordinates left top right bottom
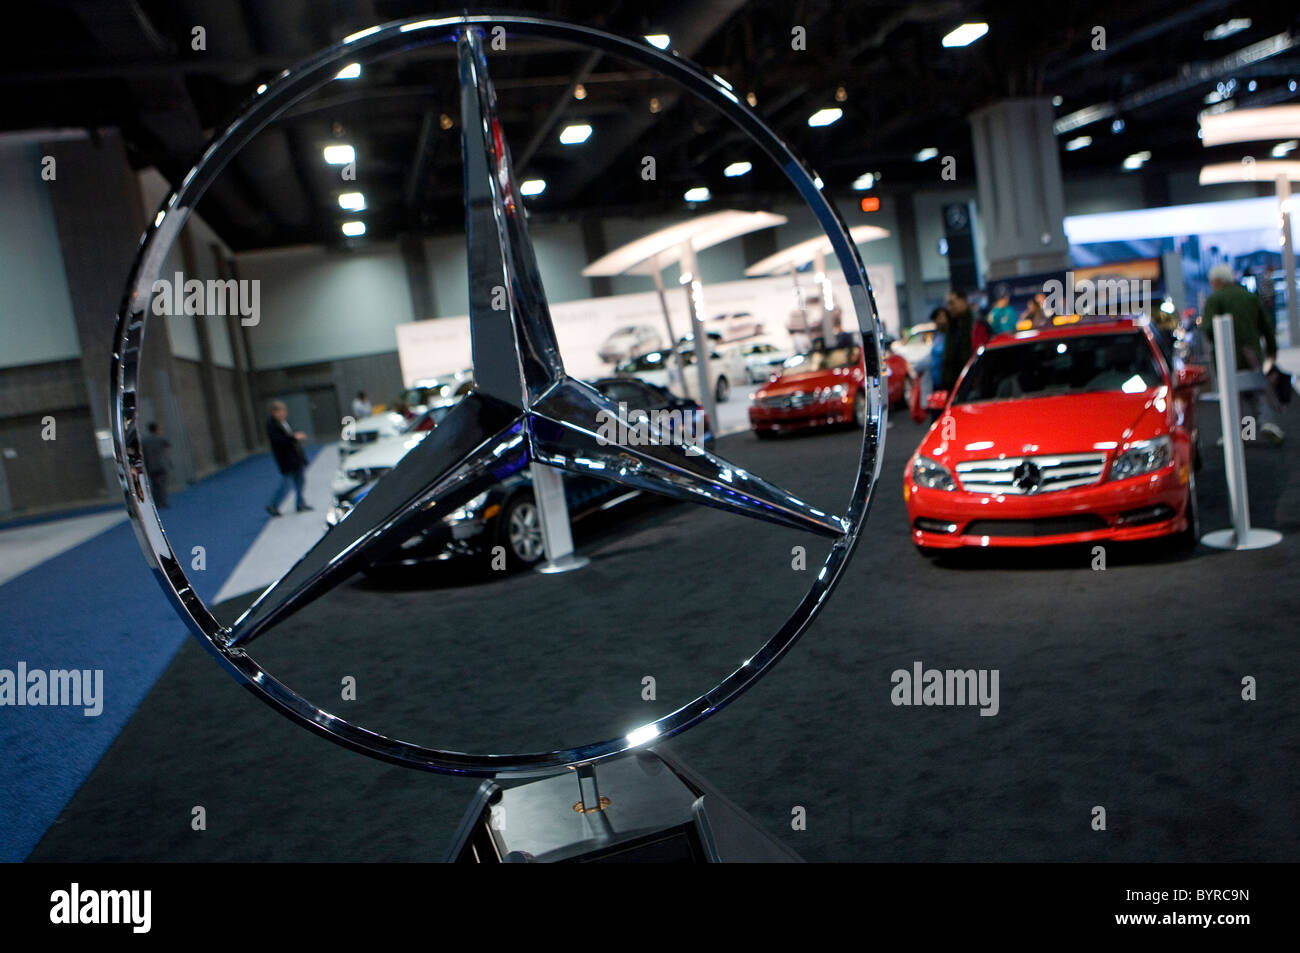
(743, 225, 890, 277)
(582, 209, 787, 277)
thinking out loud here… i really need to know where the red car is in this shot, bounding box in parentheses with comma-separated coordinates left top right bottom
(749, 343, 910, 437)
(904, 319, 1208, 552)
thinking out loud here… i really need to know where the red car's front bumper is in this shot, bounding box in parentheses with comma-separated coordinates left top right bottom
(904, 462, 1191, 548)
(749, 393, 855, 433)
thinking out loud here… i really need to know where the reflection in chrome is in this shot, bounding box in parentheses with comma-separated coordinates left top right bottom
(111, 15, 887, 778)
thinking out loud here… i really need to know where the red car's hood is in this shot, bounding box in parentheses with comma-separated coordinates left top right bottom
(923, 391, 1163, 462)
(758, 365, 860, 394)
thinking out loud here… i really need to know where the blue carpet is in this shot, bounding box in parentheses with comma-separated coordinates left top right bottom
(0, 448, 318, 861)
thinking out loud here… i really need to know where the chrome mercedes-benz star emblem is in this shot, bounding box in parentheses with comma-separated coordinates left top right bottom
(1012, 461, 1042, 493)
(110, 15, 886, 778)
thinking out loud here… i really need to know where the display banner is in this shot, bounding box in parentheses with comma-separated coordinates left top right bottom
(396, 267, 898, 387)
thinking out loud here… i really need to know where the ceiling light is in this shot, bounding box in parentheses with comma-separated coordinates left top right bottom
(914, 147, 939, 162)
(1272, 140, 1299, 157)
(520, 179, 546, 196)
(323, 144, 354, 164)
(338, 192, 365, 211)
(683, 186, 711, 202)
(1200, 106, 1300, 146)
(559, 123, 592, 144)
(1111, 118, 1126, 134)
(835, 86, 847, 102)
(723, 161, 752, 177)
(746, 91, 757, 107)
(1204, 18, 1251, 41)
(808, 107, 842, 127)
(649, 97, 661, 113)
(813, 176, 824, 190)
(852, 172, 875, 190)
(942, 23, 989, 48)
(1052, 95, 1063, 107)
(343, 26, 381, 44)
(1065, 136, 1092, 151)
(341, 221, 366, 237)
(573, 83, 587, 100)
(334, 62, 361, 80)
(1204, 89, 1225, 105)
(439, 113, 453, 130)
(1248, 80, 1257, 92)
(256, 83, 268, 95)
(1122, 150, 1152, 170)
(644, 34, 670, 50)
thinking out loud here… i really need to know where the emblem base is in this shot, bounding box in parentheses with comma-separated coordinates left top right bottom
(446, 749, 801, 863)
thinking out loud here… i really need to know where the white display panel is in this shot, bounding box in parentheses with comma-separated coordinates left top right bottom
(395, 266, 898, 387)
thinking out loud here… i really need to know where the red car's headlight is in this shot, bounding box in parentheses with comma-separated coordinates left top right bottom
(912, 455, 957, 491)
(1108, 436, 1172, 481)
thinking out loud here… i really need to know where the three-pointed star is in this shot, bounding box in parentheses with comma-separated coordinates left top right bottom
(226, 27, 849, 648)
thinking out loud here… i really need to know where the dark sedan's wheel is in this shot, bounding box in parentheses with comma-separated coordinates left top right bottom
(715, 376, 730, 403)
(497, 493, 546, 568)
(853, 390, 866, 428)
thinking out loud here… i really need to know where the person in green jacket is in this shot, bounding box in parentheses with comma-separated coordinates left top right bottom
(1203, 263, 1283, 444)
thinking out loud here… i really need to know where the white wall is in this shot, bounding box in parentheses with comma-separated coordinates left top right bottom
(138, 168, 236, 366)
(0, 141, 80, 368)
(238, 243, 415, 368)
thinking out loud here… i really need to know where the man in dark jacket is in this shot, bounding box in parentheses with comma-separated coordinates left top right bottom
(1204, 263, 1283, 444)
(265, 401, 311, 516)
(940, 290, 975, 392)
(140, 422, 171, 508)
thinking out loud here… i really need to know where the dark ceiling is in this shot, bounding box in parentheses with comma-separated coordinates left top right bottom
(3, 0, 1297, 250)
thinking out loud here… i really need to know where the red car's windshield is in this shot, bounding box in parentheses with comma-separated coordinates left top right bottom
(783, 346, 861, 373)
(954, 332, 1162, 404)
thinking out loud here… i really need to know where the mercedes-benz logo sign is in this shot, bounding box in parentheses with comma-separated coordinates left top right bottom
(109, 15, 886, 778)
(1012, 461, 1043, 493)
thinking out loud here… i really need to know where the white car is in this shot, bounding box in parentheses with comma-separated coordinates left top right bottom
(892, 322, 937, 369)
(598, 325, 663, 364)
(339, 410, 407, 456)
(338, 400, 457, 458)
(615, 344, 749, 403)
(705, 311, 764, 343)
(735, 339, 794, 383)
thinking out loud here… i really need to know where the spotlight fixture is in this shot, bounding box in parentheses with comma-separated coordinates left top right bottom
(1122, 150, 1152, 170)
(914, 147, 939, 162)
(559, 123, 593, 145)
(649, 97, 662, 113)
(835, 86, 847, 102)
(683, 186, 711, 202)
(573, 83, 587, 100)
(723, 161, 752, 177)
(322, 144, 354, 164)
(334, 62, 361, 80)
(439, 113, 453, 130)
(341, 221, 366, 237)
(852, 172, 875, 190)
(337, 192, 365, 211)
(942, 23, 988, 48)
(644, 34, 670, 49)
(807, 107, 842, 127)
(520, 179, 547, 196)
(1064, 136, 1092, 151)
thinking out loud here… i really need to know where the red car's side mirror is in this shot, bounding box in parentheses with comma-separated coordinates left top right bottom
(925, 390, 950, 410)
(1176, 365, 1209, 388)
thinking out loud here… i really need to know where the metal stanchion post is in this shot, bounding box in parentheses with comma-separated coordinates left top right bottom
(531, 462, 590, 574)
(1200, 314, 1282, 550)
